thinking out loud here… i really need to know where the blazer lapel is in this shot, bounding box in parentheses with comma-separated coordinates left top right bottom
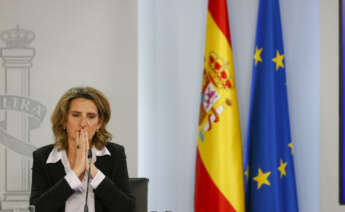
(95, 155, 112, 177)
(46, 161, 66, 185)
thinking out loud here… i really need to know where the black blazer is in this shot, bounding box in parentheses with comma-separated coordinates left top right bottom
(30, 142, 135, 212)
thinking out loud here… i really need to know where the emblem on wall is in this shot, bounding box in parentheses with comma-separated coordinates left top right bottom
(0, 25, 47, 210)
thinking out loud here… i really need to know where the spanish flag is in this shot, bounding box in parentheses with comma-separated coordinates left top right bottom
(194, 0, 245, 212)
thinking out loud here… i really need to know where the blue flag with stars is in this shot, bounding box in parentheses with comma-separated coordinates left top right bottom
(243, 0, 299, 211)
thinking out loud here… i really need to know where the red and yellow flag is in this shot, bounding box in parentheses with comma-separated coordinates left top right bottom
(194, 0, 245, 212)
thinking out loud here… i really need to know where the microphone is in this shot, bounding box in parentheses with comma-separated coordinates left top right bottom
(84, 149, 92, 212)
(88, 149, 92, 159)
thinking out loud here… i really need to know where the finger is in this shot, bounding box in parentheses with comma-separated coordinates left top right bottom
(80, 130, 86, 170)
(76, 130, 80, 150)
(78, 130, 84, 160)
(86, 158, 89, 171)
(83, 130, 88, 154)
(80, 130, 85, 150)
(86, 131, 90, 151)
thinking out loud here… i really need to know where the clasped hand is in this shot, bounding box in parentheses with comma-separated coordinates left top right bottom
(70, 129, 98, 180)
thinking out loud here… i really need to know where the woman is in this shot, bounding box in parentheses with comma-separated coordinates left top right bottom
(30, 87, 134, 212)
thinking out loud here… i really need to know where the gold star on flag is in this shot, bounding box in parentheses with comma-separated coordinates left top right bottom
(245, 165, 249, 180)
(288, 142, 294, 155)
(254, 47, 263, 66)
(277, 159, 288, 178)
(272, 50, 284, 71)
(253, 168, 271, 189)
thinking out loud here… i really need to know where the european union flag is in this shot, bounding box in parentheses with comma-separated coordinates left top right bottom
(243, 0, 299, 211)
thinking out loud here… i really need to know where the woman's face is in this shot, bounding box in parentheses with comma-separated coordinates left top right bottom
(65, 98, 102, 143)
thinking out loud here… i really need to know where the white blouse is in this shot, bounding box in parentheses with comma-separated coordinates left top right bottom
(46, 146, 111, 212)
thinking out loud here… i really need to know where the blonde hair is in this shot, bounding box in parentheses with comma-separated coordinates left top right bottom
(51, 87, 112, 150)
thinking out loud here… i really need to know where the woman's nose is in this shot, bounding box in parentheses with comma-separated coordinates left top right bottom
(80, 117, 88, 127)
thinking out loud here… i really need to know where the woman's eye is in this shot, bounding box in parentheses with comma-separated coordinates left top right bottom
(88, 115, 96, 119)
(72, 114, 79, 117)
